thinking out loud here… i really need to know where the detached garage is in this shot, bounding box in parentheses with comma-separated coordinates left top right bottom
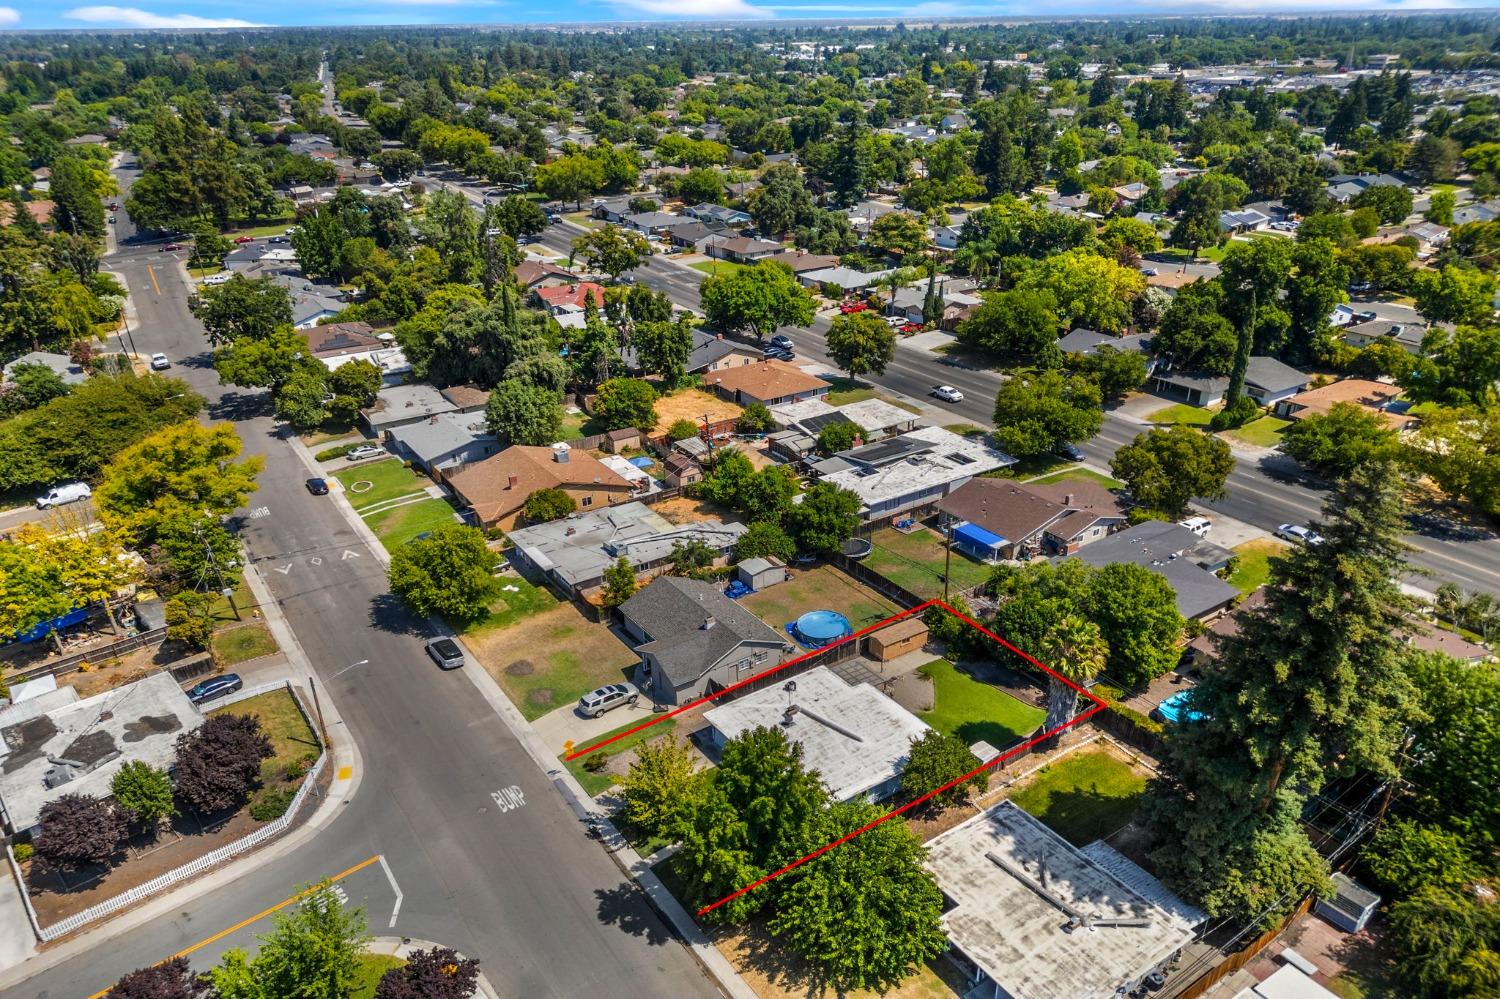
(868, 617, 929, 662)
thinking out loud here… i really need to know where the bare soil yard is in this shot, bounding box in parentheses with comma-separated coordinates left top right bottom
(466, 602, 639, 720)
(654, 387, 742, 428)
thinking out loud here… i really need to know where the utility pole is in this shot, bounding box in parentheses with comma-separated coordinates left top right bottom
(703, 411, 715, 459)
(195, 515, 241, 620)
(943, 519, 953, 601)
(308, 674, 330, 748)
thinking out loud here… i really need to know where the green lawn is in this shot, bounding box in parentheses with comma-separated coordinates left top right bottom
(350, 954, 405, 999)
(211, 622, 279, 665)
(1028, 467, 1125, 489)
(363, 498, 459, 551)
(211, 688, 320, 784)
(943, 423, 988, 438)
(558, 410, 604, 441)
(1225, 415, 1292, 448)
(466, 575, 560, 634)
(1008, 749, 1147, 846)
(564, 717, 678, 796)
(333, 460, 431, 512)
(866, 526, 992, 599)
(1147, 403, 1214, 427)
(822, 380, 922, 415)
(689, 259, 749, 276)
(222, 221, 295, 238)
(917, 659, 1046, 749)
(741, 564, 900, 633)
(1228, 539, 1286, 595)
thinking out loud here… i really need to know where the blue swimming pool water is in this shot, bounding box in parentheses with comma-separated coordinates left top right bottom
(1157, 690, 1205, 724)
(628, 456, 654, 468)
(793, 610, 852, 647)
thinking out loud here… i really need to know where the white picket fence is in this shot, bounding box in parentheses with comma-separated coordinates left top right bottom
(14, 680, 327, 942)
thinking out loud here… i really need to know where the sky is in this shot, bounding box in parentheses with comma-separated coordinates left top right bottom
(0, 0, 1492, 33)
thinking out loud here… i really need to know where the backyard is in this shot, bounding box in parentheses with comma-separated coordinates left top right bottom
(740, 564, 901, 636)
(1006, 746, 1149, 846)
(466, 600, 638, 721)
(654, 386, 743, 428)
(1227, 538, 1287, 595)
(916, 659, 1045, 750)
(866, 526, 992, 599)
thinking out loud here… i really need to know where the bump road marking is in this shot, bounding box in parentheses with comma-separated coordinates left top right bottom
(84, 855, 382, 999)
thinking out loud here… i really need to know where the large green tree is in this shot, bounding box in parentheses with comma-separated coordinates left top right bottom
(210, 882, 370, 999)
(190, 275, 293, 346)
(485, 379, 563, 446)
(1109, 427, 1233, 517)
(699, 261, 815, 343)
(991, 369, 1103, 459)
(826, 311, 896, 382)
(387, 524, 501, 624)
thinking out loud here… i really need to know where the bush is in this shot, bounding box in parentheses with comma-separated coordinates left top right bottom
(738, 402, 774, 435)
(667, 418, 700, 442)
(1208, 397, 1259, 431)
(249, 785, 297, 822)
(582, 751, 610, 773)
(12, 842, 32, 863)
(314, 442, 360, 461)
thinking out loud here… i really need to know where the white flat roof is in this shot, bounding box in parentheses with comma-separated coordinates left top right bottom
(924, 800, 1195, 999)
(1235, 965, 1340, 999)
(822, 426, 1013, 511)
(703, 666, 929, 802)
(835, 397, 920, 431)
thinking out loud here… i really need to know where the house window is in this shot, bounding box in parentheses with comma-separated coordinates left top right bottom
(581, 496, 593, 507)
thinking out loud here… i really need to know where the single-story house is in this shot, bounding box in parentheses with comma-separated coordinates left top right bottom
(887, 284, 982, 326)
(665, 220, 729, 249)
(819, 426, 1015, 521)
(924, 800, 1203, 999)
(1056, 328, 1149, 357)
(932, 225, 963, 251)
(798, 266, 896, 293)
(1148, 357, 1309, 408)
(1326, 172, 1406, 204)
(591, 195, 658, 223)
(514, 259, 577, 292)
(445, 444, 636, 530)
(1401, 624, 1492, 663)
(685, 203, 752, 227)
(765, 250, 841, 275)
(1185, 589, 1266, 666)
(1273, 378, 1413, 430)
(0, 672, 204, 835)
(845, 200, 896, 232)
(938, 478, 1125, 561)
(1452, 201, 1499, 226)
(623, 210, 684, 236)
(703, 235, 782, 264)
(362, 383, 459, 434)
(507, 502, 745, 595)
(620, 576, 792, 707)
(291, 290, 348, 329)
(3, 350, 87, 386)
(768, 397, 919, 443)
(1219, 208, 1271, 233)
(1026, 480, 1130, 554)
(703, 666, 930, 802)
(620, 328, 761, 377)
(535, 282, 607, 315)
(302, 321, 410, 382)
(705, 360, 830, 408)
(1064, 520, 1239, 620)
(384, 412, 499, 475)
(1341, 319, 1427, 356)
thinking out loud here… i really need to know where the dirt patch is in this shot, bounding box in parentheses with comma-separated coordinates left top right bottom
(650, 494, 737, 526)
(654, 387, 742, 428)
(527, 688, 554, 707)
(505, 659, 536, 677)
(713, 921, 967, 999)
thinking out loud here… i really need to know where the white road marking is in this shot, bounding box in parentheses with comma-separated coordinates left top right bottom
(309, 556, 323, 566)
(341, 549, 361, 560)
(249, 506, 270, 519)
(490, 785, 526, 813)
(274, 563, 293, 575)
(378, 854, 403, 928)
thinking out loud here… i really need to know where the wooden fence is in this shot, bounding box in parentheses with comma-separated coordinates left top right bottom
(1171, 894, 1317, 999)
(6, 627, 169, 685)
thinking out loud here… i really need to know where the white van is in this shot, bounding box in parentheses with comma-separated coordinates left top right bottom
(36, 482, 92, 509)
(1178, 516, 1212, 538)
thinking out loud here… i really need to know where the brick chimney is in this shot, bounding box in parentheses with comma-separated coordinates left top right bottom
(507, 474, 519, 489)
(1064, 493, 1074, 507)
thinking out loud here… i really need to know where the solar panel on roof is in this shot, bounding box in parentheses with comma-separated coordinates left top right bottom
(800, 412, 855, 433)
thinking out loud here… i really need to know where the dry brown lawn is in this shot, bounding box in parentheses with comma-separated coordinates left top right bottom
(651, 494, 737, 525)
(655, 387, 742, 427)
(465, 602, 639, 720)
(714, 923, 966, 999)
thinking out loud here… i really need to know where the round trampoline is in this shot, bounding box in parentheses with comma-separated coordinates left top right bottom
(793, 609, 853, 648)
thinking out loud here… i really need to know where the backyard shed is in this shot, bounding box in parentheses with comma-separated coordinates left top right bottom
(736, 557, 786, 591)
(1314, 873, 1380, 933)
(867, 617, 928, 662)
(607, 427, 641, 452)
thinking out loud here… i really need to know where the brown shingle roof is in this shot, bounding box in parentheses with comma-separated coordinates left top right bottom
(936, 479, 1069, 546)
(440, 384, 490, 410)
(303, 322, 380, 357)
(514, 260, 576, 287)
(446, 445, 634, 524)
(1026, 480, 1127, 518)
(705, 360, 826, 404)
(1279, 378, 1408, 429)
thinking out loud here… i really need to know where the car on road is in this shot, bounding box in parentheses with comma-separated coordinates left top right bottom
(36, 481, 92, 509)
(1055, 442, 1085, 462)
(233, 235, 255, 244)
(159, 242, 183, 252)
(762, 346, 794, 361)
(268, 235, 289, 244)
(931, 385, 964, 403)
(546, 212, 562, 224)
(188, 673, 243, 705)
(149, 352, 171, 370)
(1141, 267, 1158, 276)
(107, 216, 117, 224)
(345, 445, 384, 461)
(769, 334, 794, 351)
(425, 637, 466, 671)
(305, 477, 329, 495)
(578, 683, 638, 718)
(1276, 523, 1325, 545)
(107, 203, 120, 212)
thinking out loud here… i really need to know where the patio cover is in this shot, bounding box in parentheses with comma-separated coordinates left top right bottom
(953, 521, 1005, 553)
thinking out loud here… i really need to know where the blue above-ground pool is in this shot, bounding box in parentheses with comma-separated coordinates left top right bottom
(793, 610, 853, 648)
(1157, 689, 1206, 724)
(628, 456, 654, 469)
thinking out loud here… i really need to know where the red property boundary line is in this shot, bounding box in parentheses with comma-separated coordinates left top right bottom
(565, 598, 1110, 916)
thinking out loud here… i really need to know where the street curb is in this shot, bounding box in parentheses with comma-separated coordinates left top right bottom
(367, 937, 503, 999)
(0, 570, 363, 991)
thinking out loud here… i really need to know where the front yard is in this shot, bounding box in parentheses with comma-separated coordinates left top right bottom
(1147, 403, 1214, 427)
(211, 687, 321, 786)
(1006, 746, 1149, 846)
(916, 659, 1045, 749)
(689, 259, 749, 276)
(823, 378, 923, 415)
(740, 564, 901, 635)
(563, 716, 678, 796)
(866, 526, 992, 599)
(1025, 467, 1125, 490)
(466, 599, 637, 721)
(332, 459, 457, 550)
(1227, 538, 1287, 595)
(1223, 414, 1292, 448)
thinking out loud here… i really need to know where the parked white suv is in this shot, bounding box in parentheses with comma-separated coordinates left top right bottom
(577, 683, 638, 719)
(36, 482, 92, 509)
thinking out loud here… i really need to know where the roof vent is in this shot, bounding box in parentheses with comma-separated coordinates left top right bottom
(555, 448, 570, 463)
(702, 615, 716, 630)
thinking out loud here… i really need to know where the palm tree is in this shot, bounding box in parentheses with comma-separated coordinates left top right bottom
(1040, 614, 1108, 737)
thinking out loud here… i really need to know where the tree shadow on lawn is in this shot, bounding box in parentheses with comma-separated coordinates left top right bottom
(593, 880, 677, 947)
(1011, 783, 1140, 848)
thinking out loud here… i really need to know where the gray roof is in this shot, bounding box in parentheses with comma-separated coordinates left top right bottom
(1064, 520, 1239, 619)
(624, 211, 682, 229)
(621, 328, 753, 375)
(364, 384, 458, 429)
(385, 412, 496, 465)
(509, 503, 746, 590)
(800, 266, 895, 290)
(1245, 355, 1310, 396)
(620, 576, 787, 687)
(3, 351, 87, 386)
(1056, 329, 1147, 356)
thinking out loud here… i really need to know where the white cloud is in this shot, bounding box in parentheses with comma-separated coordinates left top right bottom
(0, 8, 19, 25)
(64, 6, 264, 27)
(611, 0, 771, 17)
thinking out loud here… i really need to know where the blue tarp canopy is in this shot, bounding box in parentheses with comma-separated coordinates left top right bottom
(953, 521, 1005, 551)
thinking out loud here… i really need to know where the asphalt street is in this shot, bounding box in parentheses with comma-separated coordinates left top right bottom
(9, 163, 719, 998)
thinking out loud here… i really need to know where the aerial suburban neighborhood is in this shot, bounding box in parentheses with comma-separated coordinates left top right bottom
(0, 9, 1496, 999)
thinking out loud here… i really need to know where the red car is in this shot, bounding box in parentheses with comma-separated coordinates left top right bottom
(159, 243, 183, 251)
(900, 323, 922, 333)
(234, 235, 255, 244)
(839, 302, 868, 314)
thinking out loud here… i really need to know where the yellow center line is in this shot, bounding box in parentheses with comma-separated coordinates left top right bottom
(147, 265, 161, 295)
(84, 854, 382, 999)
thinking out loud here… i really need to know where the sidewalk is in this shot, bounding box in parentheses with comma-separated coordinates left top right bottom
(0, 560, 364, 987)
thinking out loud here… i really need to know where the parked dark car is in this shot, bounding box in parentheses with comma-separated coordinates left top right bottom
(762, 346, 794, 361)
(425, 637, 465, 670)
(305, 477, 329, 495)
(188, 673, 243, 705)
(769, 334, 794, 351)
(1055, 443, 1086, 462)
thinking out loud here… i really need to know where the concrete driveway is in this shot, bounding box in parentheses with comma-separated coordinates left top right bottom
(533, 697, 659, 755)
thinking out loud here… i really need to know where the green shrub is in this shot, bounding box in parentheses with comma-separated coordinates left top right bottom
(314, 442, 360, 461)
(12, 842, 32, 863)
(1112, 703, 1165, 735)
(249, 786, 297, 822)
(582, 751, 610, 773)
